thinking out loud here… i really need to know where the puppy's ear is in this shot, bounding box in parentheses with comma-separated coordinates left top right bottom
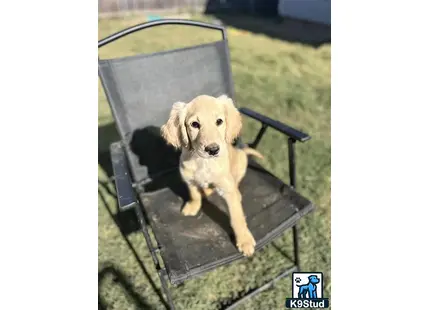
(218, 95, 242, 143)
(161, 102, 189, 149)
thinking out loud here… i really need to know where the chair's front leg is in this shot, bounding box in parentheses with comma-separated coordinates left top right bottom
(218, 180, 256, 256)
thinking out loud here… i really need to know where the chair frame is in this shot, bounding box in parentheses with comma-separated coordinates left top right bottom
(99, 19, 311, 310)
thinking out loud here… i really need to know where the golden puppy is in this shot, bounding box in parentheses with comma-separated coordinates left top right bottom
(161, 94, 263, 256)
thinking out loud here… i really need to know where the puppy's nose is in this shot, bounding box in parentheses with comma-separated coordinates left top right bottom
(204, 143, 220, 156)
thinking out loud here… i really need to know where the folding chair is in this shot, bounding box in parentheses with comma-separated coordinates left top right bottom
(98, 19, 315, 309)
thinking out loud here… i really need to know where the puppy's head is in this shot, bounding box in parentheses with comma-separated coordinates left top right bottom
(308, 275, 320, 284)
(160, 94, 242, 158)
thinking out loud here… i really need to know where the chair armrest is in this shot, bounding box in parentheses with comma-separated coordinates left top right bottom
(110, 142, 137, 211)
(239, 107, 311, 142)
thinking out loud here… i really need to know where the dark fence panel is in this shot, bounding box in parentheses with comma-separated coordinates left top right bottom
(98, 0, 280, 17)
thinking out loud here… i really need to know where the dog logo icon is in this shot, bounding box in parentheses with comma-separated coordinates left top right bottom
(286, 272, 329, 308)
(296, 274, 320, 298)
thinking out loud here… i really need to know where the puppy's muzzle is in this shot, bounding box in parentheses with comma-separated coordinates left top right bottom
(204, 143, 220, 156)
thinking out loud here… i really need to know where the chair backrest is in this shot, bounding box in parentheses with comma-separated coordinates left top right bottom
(98, 20, 235, 184)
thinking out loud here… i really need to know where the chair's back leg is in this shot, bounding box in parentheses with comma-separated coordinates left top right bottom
(293, 225, 301, 271)
(158, 269, 176, 310)
(288, 137, 301, 271)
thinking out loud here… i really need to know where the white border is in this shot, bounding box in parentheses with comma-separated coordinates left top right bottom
(1, 0, 430, 309)
(1, 0, 96, 309)
(332, 0, 430, 309)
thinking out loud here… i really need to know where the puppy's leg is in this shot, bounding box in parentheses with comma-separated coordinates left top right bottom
(226, 189, 256, 256)
(182, 183, 202, 216)
(218, 179, 256, 256)
(229, 146, 248, 187)
(202, 187, 214, 197)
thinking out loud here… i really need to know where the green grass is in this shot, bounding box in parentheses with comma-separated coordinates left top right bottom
(98, 15, 331, 310)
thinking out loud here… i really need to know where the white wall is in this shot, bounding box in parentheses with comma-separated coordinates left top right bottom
(278, 0, 331, 25)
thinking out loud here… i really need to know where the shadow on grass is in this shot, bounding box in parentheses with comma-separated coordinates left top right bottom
(98, 122, 169, 309)
(272, 241, 294, 263)
(98, 122, 175, 308)
(205, 12, 330, 48)
(98, 187, 170, 309)
(98, 264, 154, 310)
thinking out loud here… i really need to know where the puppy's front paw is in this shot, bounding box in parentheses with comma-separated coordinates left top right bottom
(202, 187, 214, 197)
(181, 201, 201, 216)
(236, 229, 256, 257)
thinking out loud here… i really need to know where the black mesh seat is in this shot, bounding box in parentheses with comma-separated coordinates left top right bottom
(140, 158, 313, 284)
(99, 19, 315, 309)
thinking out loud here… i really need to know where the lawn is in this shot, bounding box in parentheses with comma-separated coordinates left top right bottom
(98, 15, 331, 310)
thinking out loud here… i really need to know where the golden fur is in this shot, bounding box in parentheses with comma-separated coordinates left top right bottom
(161, 94, 263, 256)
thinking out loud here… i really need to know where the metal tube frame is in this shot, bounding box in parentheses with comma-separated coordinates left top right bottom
(101, 19, 304, 310)
(98, 19, 227, 48)
(288, 138, 301, 272)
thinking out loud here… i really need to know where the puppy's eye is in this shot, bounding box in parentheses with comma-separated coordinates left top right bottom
(216, 119, 223, 126)
(191, 121, 200, 129)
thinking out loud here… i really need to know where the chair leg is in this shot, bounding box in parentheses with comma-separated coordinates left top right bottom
(133, 203, 176, 309)
(288, 138, 301, 272)
(293, 224, 301, 271)
(158, 270, 176, 310)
